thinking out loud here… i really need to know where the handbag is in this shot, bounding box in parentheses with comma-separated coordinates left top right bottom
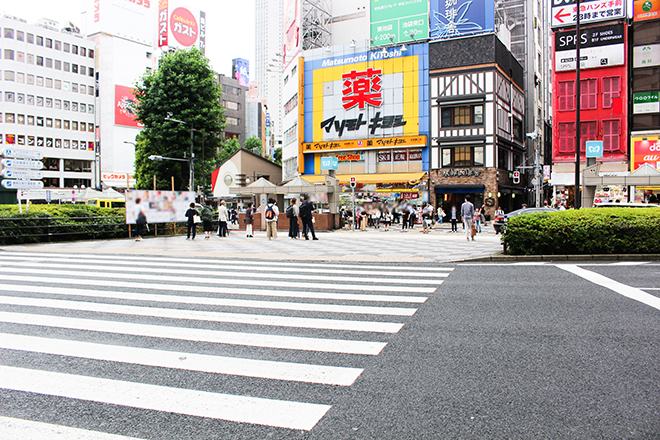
(471, 223, 477, 237)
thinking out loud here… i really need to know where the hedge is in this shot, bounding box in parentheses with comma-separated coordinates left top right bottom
(503, 208, 660, 255)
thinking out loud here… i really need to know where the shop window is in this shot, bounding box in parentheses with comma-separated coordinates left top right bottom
(602, 77, 621, 108)
(602, 119, 621, 152)
(580, 121, 598, 152)
(558, 122, 575, 153)
(440, 105, 484, 127)
(557, 80, 575, 111)
(580, 79, 597, 110)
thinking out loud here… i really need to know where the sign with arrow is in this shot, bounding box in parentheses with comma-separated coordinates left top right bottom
(551, 0, 626, 28)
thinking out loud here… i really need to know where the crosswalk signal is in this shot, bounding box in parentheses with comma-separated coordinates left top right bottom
(513, 171, 520, 185)
(350, 176, 356, 188)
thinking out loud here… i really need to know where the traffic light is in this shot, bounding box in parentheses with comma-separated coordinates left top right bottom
(513, 171, 520, 184)
(350, 176, 356, 188)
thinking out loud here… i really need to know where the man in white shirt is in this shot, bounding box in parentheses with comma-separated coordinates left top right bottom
(217, 200, 229, 237)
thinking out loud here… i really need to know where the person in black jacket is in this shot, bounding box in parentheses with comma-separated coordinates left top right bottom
(299, 194, 318, 240)
(185, 202, 198, 240)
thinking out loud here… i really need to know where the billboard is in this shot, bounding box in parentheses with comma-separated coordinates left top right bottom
(551, 0, 627, 28)
(88, 0, 156, 44)
(429, 0, 494, 40)
(630, 136, 660, 171)
(633, 92, 660, 114)
(634, 0, 660, 21)
(157, 1, 206, 54)
(370, 0, 429, 46)
(554, 23, 625, 71)
(232, 58, 250, 87)
(115, 85, 142, 128)
(303, 43, 429, 147)
(125, 190, 195, 224)
(283, 0, 301, 70)
(633, 44, 660, 68)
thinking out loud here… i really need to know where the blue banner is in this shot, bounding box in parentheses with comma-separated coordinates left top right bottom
(429, 0, 494, 40)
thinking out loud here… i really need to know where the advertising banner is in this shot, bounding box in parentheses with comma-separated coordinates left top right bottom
(158, 0, 168, 47)
(633, 92, 660, 114)
(551, 0, 626, 28)
(633, 44, 660, 68)
(125, 190, 195, 224)
(156, 0, 206, 54)
(633, 0, 660, 21)
(283, 0, 301, 70)
(370, 0, 429, 46)
(89, 0, 155, 45)
(114, 85, 142, 128)
(232, 58, 250, 87)
(303, 136, 428, 153)
(429, 0, 494, 40)
(631, 136, 660, 171)
(554, 23, 625, 71)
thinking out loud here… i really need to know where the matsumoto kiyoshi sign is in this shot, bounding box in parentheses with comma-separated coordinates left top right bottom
(303, 44, 429, 146)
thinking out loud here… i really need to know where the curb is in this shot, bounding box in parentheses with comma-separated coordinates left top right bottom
(465, 253, 660, 262)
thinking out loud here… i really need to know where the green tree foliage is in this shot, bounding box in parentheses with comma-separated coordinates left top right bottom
(134, 48, 225, 191)
(272, 147, 282, 166)
(244, 135, 263, 156)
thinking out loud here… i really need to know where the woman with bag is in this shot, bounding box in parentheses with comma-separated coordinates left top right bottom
(287, 198, 300, 239)
(244, 203, 255, 238)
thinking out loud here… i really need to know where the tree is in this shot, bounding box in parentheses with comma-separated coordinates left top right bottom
(273, 147, 282, 166)
(244, 135, 263, 156)
(134, 48, 225, 191)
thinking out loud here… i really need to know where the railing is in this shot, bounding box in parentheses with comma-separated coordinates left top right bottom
(0, 215, 202, 245)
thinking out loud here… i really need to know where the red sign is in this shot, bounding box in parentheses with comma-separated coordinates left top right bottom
(401, 192, 419, 200)
(378, 151, 392, 162)
(408, 150, 423, 161)
(632, 138, 660, 170)
(94, 0, 100, 22)
(158, 0, 168, 47)
(634, 0, 660, 21)
(114, 85, 141, 128)
(342, 68, 383, 110)
(393, 150, 407, 162)
(170, 7, 198, 47)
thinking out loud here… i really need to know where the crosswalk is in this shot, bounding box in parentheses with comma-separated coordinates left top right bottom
(0, 251, 454, 437)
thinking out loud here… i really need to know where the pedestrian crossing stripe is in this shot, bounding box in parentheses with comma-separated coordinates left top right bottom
(0, 416, 147, 440)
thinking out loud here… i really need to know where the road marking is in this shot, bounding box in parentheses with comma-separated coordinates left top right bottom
(0, 254, 454, 276)
(0, 284, 418, 316)
(0, 274, 429, 303)
(0, 261, 448, 285)
(607, 262, 650, 266)
(0, 312, 388, 355)
(0, 333, 363, 386)
(0, 296, 404, 333)
(0, 366, 331, 431)
(0, 416, 147, 440)
(557, 265, 660, 312)
(0, 267, 439, 293)
(0, 251, 453, 272)
(638, 288, 660, 291)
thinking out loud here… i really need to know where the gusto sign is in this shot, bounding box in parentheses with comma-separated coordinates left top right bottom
(170, 7, 198, 47)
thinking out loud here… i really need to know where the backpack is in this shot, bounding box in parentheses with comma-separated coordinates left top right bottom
(265, 204, 276, 220)
(285, 206, 293, 218)
(299, 202, 309, 219)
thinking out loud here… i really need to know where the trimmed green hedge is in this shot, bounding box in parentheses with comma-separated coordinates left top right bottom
(503, 208, 660, 255)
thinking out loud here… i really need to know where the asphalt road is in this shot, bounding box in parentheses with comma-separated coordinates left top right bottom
(0, 248, 658, 439)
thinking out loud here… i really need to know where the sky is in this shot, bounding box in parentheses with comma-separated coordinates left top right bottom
(1, 0, 256, 78)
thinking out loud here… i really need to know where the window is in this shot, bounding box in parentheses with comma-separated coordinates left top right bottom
(224, 101, 239, 110)
(602, 77, 621, 108)
(87, 104, 94, 113)
(46, 78, 53, 88)
(4, 28, 14, 38)
(37, 76, 44, 86)
(26, 53, 34, 64)
(44, 177, 59, 188)
(473, 146, 484, 167)
(226, 117, 239, 125)
(602, 120, 621, 152)
(46, 118, 53, 127)
(88, 86, 94, 95)
(580, 79, 597, 110)
(5, 92, 15, 102)
(441, 146, 485, 168)
(4, 49, 14, 60)
(80, 122, 86, 131)
(72, 121, 78, 131)
(498, 147, 510, 170)
(54, 40, 61, 50)
(55, 99, 61, 109)
(44, 158, 60, 171)
(512, 118, 523, 142)
(63, 62, 70, 72)
(558, 122, 575, 153)
(633, 21, 660, 45)
(292, 65, 297, 76)
(557, 80, 576, 111)
(45, 98, 52, 108)
(36, 96, 43, 106)
(55, 119, 61, 128)
(89, 49, 94, 59)
(17, 93, 24, 103)
(37, 56, 44, 66)
(46, 58, 52, 68)
(71, 83, 78, 93)
(17, 114, 25, 124)
(72, 64, 78, 74)
(454, 107, 471, 125)
(63, 82, 70, 92)
(55, 60, 61, 70)
(88, 123, 94, 132)
(37, 116, 44, 126)
(63, 42, 70, 52)
(26, 33, 34, 44)
(64, 120, 70, 129)
(4, 70, 15, 81)
(80, 66, 86, 75)
(27, 74, 34, 85)
(283, 75, 289, 85)
(16, 31, 24, 41)
(454, 147, 471, 167)
(72, 45, 78, 55)
(55, 79, 61, 89)
(580, 121, 598, 152)
(71, 140, 79, 150)
(16, 51, 24, 62)
(72, 102, 78, 112)
(88, 67, 94, 77)
(36, 36, 43, 46)
(5, 113, 15, 123)
(26, 95, 34, 105)
(80, 47, 86, 57)
(27, 115, 34, 125)
(440, 105, 484, 127)
(16, 72, 24, 83)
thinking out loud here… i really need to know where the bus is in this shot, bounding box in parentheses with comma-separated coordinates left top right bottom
(86, 199, 126, 208)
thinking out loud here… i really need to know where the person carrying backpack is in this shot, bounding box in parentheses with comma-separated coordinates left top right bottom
(264, 198, 279, 240)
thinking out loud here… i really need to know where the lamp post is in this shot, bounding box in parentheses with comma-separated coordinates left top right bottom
(165, 113, 194, 192)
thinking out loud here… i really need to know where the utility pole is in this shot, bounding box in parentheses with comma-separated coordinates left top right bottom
(574, 0, 582, 209)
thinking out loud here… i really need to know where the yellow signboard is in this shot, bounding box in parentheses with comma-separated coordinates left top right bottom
(302, 135, 427, 153)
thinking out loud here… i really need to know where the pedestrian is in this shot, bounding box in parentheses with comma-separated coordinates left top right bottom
(401, 206, 409, 232)
(408, 205, 416, 229)
(474, 206, 482, 234)
(264, 198, 279, 240)
(299, 194, 318, 240)
(185, 202, 198, 240)
(437, 206, 445, 225)
(217, 200, 229, 237)
(421, 203, 430, 234)
(287, 198, 300, 239)
(382, 208, 392, 231)
(230, 208, 238, 226)
(360, 209, 368, 231)
(461, 195, 475, 242)
(244, 202, 255, 237)
(200, 203, 214, 239)
(134, 197, 146, 242)
(450, 205, 458, 232)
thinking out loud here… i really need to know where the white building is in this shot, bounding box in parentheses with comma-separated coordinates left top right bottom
(1, 15, 97, 190)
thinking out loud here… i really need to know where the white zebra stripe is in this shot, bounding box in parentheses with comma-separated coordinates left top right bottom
(0, 416, 146, 440)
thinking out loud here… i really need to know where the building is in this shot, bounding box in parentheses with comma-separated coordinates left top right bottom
(1, 15, 97, 193)
(217, 74, 248, 144)
(428, 33, 526, 217)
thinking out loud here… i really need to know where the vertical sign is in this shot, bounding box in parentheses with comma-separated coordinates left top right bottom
(158, 0, 168, 47)
(283, 0, 301, 70)
(232, 58, 250, 87)
(199, 11, 206, 55)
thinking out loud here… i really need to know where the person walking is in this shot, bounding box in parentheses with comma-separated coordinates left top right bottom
(474, 206, 482, 234)
(264, 198, 279, 240)
(217, 200, 229, 237)
(299, 194, 318, 240)
(437, 206, 445, 225)
(401, 205, 409, 232)
(461, 195, 475, 242)
(450, 205, 458, 233)
(287, 198, 300, 239)
(185, 202, 198, 240)
(421, 203, 430, 234)
(200, 203, 214, 239)
(134, 197, 146, 242)
(408, 205, 416, 229)
(244, 202, 255, 238)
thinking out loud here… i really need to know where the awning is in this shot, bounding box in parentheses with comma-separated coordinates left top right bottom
(434, 184, 485, 194)
(302, 172, 427, 185)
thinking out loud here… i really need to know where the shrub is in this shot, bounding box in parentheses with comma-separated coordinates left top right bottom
(503, 208, 660, 255)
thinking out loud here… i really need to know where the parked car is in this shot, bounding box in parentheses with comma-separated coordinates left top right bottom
(493, 207, 558, 234)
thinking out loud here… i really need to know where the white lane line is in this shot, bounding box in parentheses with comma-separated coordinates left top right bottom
(0, 268, 438, 293)
(638, 288, 660, 291)
(0, 333, 363, 386)
(0, 274, 431, 302)
(0, 312, 387, 355)
(0, 416, 147, 440)
(0, 254, 454, 276)
(557, 264, 660, 312)
(0, 296, 404, 334)
(608, 262, 651, 266)
(0, 284, 418, 316)
(0, 261, 448, 285)
(0, 366, 331, 431)
(0, 251, 453, 272)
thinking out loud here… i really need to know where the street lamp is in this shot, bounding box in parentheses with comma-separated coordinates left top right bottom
(164, 112, 194, 192)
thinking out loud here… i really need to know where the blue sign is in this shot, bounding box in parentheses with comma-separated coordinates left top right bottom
(586, 141, 604, 158)
(232, 58, 250, 87)
(430, 0, 494, 40)
(320, 157, 339, 170)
